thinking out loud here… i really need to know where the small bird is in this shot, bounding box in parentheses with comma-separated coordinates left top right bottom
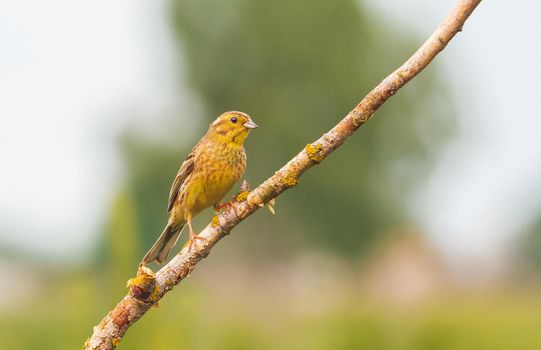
(142, 111, 258, 264)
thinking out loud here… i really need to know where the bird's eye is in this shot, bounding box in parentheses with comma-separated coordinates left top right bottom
(230, 117, 237, 123)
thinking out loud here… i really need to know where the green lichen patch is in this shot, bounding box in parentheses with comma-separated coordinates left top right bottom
(148, 284, 162, 303)
(112, 337, 121, 348)
(284, 176, 298, 187)
(235, 191, 249, 202)
(211, 215, 220, 227)
(305, 143, 324, 163)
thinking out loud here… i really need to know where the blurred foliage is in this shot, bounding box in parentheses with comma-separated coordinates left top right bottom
(121, 0, 454, 260)
(517, 217, 541, 271)
(2, 273, 541, 350)
(0, 2, 473, 349)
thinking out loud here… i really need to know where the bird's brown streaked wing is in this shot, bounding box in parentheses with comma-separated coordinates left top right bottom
(167, 146, 197, 212)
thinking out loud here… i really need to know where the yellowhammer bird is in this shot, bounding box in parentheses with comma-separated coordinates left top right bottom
(142, 111, 258, 265)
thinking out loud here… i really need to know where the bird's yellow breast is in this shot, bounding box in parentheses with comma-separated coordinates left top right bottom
(181, 140, 246, 216)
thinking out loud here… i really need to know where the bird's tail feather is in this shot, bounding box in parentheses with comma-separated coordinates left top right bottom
(142, 223, 184, 264)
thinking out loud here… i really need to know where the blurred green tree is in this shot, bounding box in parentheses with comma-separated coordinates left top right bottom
(518, 216, 541, 271)
(120, 0, 454, 258)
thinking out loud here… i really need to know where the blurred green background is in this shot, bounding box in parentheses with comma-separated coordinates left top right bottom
(2, 0, 541, 349)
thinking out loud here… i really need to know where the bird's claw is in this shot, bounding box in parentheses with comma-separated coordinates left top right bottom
(213, 201, 235, 212)
(187, 233, 208, 252)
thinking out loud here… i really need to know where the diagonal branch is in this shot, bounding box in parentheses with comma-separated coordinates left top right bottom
(84, 0, 482, 348)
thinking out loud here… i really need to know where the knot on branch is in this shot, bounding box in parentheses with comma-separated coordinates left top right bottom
(127, 265, 159, 303)
(305, 143, 325, 163)
(349, 110, 367, 126)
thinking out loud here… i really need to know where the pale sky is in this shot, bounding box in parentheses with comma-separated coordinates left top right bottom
(367, 0, 541, 269)
(0, 0, 181, 260)
(1, 0, 540, 268)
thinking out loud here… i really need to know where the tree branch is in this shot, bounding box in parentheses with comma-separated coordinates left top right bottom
(84, 1, 482, 348)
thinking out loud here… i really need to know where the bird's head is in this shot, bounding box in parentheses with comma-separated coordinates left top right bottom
(209, 111, 258, 144)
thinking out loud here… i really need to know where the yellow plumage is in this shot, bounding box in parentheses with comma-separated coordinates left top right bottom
(142, 111, 258, 264)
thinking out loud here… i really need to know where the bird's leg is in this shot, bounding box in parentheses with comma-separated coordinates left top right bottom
(214, 181, 252, 213)
(213, 201, 235, 212)
(187, 217, 208, 251)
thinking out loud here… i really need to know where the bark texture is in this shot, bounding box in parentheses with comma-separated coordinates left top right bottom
(84, 1, 482, 348)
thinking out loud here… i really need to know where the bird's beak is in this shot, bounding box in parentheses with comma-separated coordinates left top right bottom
(243, 119, 258, 129)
